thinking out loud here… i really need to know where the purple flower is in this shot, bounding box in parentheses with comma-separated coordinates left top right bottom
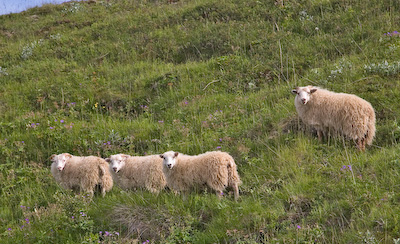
(105, 231, 110, 236)
(219, 138, 222, 142)
(297, 225, 301, 229)
(36, 123, 40, 125)
(71, 216, 74, 219)
(20, 205, 25, 209)
(341, 165, 346, 171)
(348, 165, 352, 171)
(50, 127, 54, 129)
(55, 119, 58, 122)
(115, 232, 120, 236)
(25, 218, 29, 223)
(99, 231, 102, 235)
(216, 146, 221, 149)
(158, 120, 164, 123)
(21, 141, 24, 143)
(60, 120, 64, 123)
(7, 228, 12, 231)
(107, 141, 111, 145)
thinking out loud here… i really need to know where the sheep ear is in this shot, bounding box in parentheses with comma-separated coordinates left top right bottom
(159, 154, 164, 159)
(310, 88, 318, 93)
(65, 153, 72, 159)
(105, 158, 110, 163)
(50, 154, 56, 161)
(291, 89, 298, 95)
(174, 152, 179, 158)
(121, 154, 129, 161)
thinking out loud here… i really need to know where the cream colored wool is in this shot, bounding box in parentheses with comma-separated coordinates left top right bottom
(50, 153, 113, 197)
(106, 154, 166, 193)
(292, 86, 376, 151)
(160, 151, 241, 200)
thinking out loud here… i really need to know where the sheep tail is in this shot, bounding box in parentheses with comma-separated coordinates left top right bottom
(365, 111, 376, 146)
(227, 159, 241, 201)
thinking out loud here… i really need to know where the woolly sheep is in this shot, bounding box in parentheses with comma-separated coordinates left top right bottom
(50, 153, 113, 197)
(291, 86, 376, 151)
(160, 151, 241, 200)
(105, 154, 166, 193)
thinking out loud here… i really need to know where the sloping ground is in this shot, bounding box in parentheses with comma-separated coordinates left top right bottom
(0, 0, 400, 243)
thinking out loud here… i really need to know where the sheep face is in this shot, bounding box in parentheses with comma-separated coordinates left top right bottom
(50, 153, 72, 171)
(160, 151, 179, 169)
(107, 154, 128, 173)
(292, 86, 317, 105)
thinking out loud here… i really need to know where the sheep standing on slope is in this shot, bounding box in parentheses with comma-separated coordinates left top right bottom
(50, 153, 113, 197)
(291, 86, 376, 151)
(160, 151, 241, 200)
(105, 154, 166, 193)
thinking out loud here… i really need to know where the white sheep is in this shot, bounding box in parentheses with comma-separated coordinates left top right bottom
(291, 86, 376, 151)
(50, 153, 113, 197)
(160, 151, 241, 200)
(105, 154, 166, 193)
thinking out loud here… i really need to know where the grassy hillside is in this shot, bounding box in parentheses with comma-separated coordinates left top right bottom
(1, 0, 400, 243)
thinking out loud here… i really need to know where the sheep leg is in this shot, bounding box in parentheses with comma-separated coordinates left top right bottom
(357, 137, 366, 152)
(317, 130, 323, 142)
(232, 183, 239, 201)
(216, 190, 223, 199)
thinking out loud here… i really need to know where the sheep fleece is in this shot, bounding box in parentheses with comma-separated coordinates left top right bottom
(111, 155, 166, 193)
(162, 151, 241, 195)
(52, 156, 113, 196)
(294, 86, 376, 145)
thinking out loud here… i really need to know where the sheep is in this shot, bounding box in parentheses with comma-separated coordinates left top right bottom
(159, 151, 241, 200)
(291, 86, 376, 151)
(105, 154, 166, 193)
(50, 153, 113, 197)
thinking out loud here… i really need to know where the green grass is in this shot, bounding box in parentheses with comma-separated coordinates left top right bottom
(1, 0, 400, 243)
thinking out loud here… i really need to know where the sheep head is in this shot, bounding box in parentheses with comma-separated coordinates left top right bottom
(292, 86, 317, 105)
(107, 154, 129, 173)
(160, 151, 179, 169)
(50, 153, 72, 171)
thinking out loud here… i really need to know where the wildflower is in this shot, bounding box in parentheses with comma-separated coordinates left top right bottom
(107, 141, 111, 145)
(158, 120, 164, 123)
(20, 205, 25, 209)
(105, 231, 110, 236)
(21, 225, 24, 229)
(219, 138, 222, 142)
(55, 119, 58, 122)
(341, 165, 346, 171)
(60, 120, 64, 123)
(216, 146, 222, 149)
(348, 165, 352, 171)
(50, 127, 54, 129)
(297, 225, 301, 229)
(25, 218, 29, 223)
(71, 216, 74, 219)
(115, 232, 120, 236)
(8, 228, 12, 231)
(99, 231, 102, 235)
(21, 141, 24, 143)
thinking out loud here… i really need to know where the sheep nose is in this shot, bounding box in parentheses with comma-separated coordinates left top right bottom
(167, 164, 172, 169)
(113, 167, 118, 172)
(301, 98, 307, 104)
(57, 167, 63, 171)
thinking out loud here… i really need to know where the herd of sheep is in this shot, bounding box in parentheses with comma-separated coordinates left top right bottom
(50, 86, 376, 199)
